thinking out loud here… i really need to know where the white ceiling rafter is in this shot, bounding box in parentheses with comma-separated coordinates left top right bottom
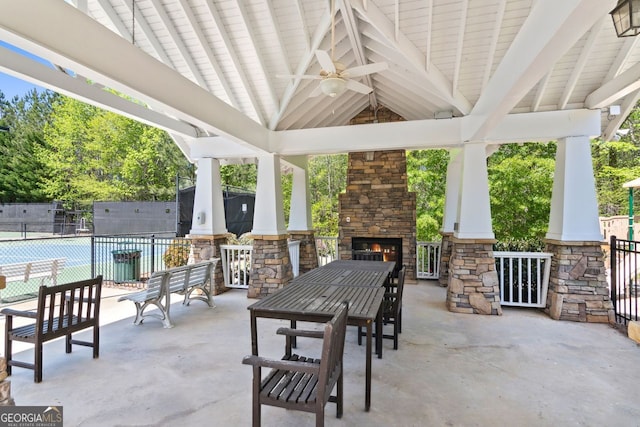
(262, 0, 292, 77)
(147, 0, 209, 89)
(95, 0, 130, 40)
(532, 71, 552, 112)
(481, 0, 506, 90)
(452, 0, 468, 97)
(425, 0, 433, 72)
(173, 0, 241, 111)
(604, 36, 640, 82)
(294, 0, 311, 53)
(118, 0, 174, 65)
(558, 18, 604, 110)
(585, 60, 640, 108)
(466, 0, 614, 142)
(602, 89, 640, 141)
(233, 0, 279, 111)
(269, 5, 333, 130)
(202, 0, 265, 124)
(350, 0, 471, 115)
(340, 0, 378, 108)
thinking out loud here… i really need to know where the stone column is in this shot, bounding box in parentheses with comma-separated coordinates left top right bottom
(248, 235, 293, 298)
(0, 358, 14, 406)
(447, 237, 502, 315)
(545, 240, 612, 323)
(544, 137, 613, 323)
(288, 230, 318, 275)
(187, 234, 229, 295)
(248, 154, 292, 298)
(438, 231, 453, 287)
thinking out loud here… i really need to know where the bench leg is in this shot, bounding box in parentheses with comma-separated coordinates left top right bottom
(4, 319, 11, 376)
(35, 342, 43, 383)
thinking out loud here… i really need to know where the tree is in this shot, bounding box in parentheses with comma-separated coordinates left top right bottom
(40, 96, 192, 204)
(0, 89, 57, 202)
(308, 154, 347, 236)
(488, 143, 556, 242)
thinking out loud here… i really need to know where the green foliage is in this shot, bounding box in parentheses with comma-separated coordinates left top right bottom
(220, 164, 257, 190)
(39, 96, 192, 203)
(308, 155, 347, 236)
(488, 143, 555, 242)
(407, 149, 448, 241)
(493, 238, 546, 252)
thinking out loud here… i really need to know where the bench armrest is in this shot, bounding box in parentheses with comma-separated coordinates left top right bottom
(1, 308, 38, 319)
(276, 327, 324, 339)
(242, 355, 320, 375)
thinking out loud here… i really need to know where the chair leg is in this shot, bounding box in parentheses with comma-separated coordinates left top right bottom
(93, 325, 100, 358)
(252, 367, 261, 427)
(66, 333, 72, 354)
(315, 407, 325, 427)
(398, 307, 402, 334)
(5, 320, 12, 376)
(336, 372, 343, 418)
(393, 320, 399, 350)
(357, 326, 362, 346)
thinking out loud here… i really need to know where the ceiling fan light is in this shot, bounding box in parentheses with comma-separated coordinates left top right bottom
(320, 77, 346, 97)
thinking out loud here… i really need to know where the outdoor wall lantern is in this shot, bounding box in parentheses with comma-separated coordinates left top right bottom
(611, 0, 640, 37)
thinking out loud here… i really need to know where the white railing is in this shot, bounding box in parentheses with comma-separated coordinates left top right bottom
(220, 244, 252, 289)
(417, 241, 441, 279)
(220, 241, 302, 288)
(494, 251, 552, 308)
(288, 240, 300, 277)
(316, 236, 339, 266)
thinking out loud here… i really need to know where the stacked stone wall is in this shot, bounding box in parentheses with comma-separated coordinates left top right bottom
(446, 239, 502, 315)
(187, 234, 228, 295)
(338, 150, 416, 280)
(248, 235, 293, 298)
(545, 240, 613, 323)
(289, 231, 318, 275)
(438, 232, 453, 287)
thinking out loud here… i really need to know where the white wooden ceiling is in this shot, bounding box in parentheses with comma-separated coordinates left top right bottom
(0, 0, 635, 161)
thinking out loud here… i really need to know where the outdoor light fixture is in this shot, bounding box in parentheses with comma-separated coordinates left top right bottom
(320, 77, 346, 97)
(611, 0, 640, 37)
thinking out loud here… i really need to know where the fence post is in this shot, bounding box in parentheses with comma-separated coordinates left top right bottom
(151, 234, 156, 274)
(91, 235, 96, 279)
(610, 235, 617, 319)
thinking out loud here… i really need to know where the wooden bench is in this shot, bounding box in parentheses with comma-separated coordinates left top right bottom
(243, 301, 348, 427)
(1, 276, 103, 383)
(118, 258, 219, 328)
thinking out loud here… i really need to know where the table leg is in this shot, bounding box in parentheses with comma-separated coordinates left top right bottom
(365, 319, 372, 412)
(250, 312, 258, 355)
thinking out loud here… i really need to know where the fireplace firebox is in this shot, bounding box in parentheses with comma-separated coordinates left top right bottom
(352, 237, 402, 276)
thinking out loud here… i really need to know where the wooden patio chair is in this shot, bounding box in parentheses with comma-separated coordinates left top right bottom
(242, 301, 349, 427)
(351, 249, 383, 261)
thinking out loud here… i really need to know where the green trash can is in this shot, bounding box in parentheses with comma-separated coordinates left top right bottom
(112, 249, 141, 283)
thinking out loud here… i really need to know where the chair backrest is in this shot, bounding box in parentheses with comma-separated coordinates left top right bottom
(352, 250, 383, 261)
(316, 302, 349, 405)
(392, 267, 406, 314)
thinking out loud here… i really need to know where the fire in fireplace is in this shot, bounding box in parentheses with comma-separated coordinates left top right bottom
(352, 237, 402, 275)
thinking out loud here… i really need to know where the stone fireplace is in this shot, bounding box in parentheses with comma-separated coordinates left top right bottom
(338, 150, 416, 280)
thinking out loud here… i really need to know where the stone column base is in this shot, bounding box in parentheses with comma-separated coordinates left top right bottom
(446, 237, 502, 315)
(545, 240, 613, 323)
(438, 232, 453, 287)
(187, 234, 229, 295)
(288, 230, 319, 275)
(248, 234, 293, 298)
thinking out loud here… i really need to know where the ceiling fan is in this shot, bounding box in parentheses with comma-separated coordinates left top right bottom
(278, 0, 387, 98)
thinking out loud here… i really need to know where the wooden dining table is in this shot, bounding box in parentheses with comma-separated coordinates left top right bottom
(247, 260, 395, 412)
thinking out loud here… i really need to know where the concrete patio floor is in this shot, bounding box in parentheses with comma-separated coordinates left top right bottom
(1, 280, 639, 427)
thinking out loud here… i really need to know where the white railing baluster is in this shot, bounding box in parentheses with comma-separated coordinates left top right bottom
(220, 244, 253, 289)
(494, 251, 553, 308)
(416, 242, 441, 279)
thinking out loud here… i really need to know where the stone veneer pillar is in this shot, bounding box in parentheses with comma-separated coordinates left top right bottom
(248, 235, 293, 298)
(447, 238, 502, 315)
(438, 232, 453, 287)
(545, 240, 613, 323)
(187, 234, 228, 295)
(288, 230, 318, 275)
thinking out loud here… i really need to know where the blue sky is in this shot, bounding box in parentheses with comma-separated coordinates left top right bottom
(0, 41, 47, 100)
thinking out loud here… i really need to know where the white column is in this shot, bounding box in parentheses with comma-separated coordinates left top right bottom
(288, 160, 313, 231)
(546, 136, 602, 241)
(252, 154, 287, 235)
(441, 149, 462, 233)
(455, 143, 495, 240)
(190, 158, 227, 235)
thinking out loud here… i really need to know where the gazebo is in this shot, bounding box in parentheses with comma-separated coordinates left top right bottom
(0, 0, 629, 322)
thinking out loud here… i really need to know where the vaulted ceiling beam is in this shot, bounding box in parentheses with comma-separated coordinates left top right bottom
(585, 60, 640, 108)
(601, 89, 640, 141)
(117, 0, 174, 65)
(481, 0, 506, 90)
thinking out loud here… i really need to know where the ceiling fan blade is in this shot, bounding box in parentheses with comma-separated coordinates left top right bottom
(308, 83, 324, 97)
(342, 62, 388, 78)
(345, 79, 373, 94)
(276, 74, 321, 80)
(315, 50, 336, 73)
